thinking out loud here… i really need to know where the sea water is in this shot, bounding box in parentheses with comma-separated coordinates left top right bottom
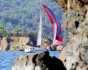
(0, 51, 61, 70)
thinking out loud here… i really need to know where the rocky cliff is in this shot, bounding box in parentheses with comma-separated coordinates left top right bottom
(65, 10, 88, 70)
(55, 0, 88, 70)
(0, 36, 51, 51)
(55, 0, 88, 12)
(58, 47, 66, 68)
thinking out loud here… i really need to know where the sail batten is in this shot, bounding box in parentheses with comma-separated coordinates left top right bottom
(43, 4, 63, 45)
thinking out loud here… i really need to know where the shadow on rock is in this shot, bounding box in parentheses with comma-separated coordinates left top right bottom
(32, 51, 66, 70)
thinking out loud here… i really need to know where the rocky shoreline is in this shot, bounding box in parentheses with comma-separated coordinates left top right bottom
(12, 51, 66, 70)
(0, 36, 65, 51)
(0, 36, 52, 51)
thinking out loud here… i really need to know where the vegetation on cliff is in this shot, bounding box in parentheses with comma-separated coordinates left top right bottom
(0, 0, 63, 35)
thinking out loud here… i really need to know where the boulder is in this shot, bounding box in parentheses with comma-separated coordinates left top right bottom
(0, 37, 8, 51)
(58, 47, 66, 67)
(56, 45, 64, 51)
(12, 51, 66, 70)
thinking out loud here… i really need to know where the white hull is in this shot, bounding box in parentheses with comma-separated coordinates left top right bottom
(25, 48, 49, 53)
(24, 48, 31, 52)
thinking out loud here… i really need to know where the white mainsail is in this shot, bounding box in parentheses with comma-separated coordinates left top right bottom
(36, 8, 43, 47)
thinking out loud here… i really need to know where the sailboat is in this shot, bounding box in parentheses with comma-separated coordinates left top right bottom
(25, 5, 63, 53)
(25, 7, 48, 53)
(29, 7, 49, 53)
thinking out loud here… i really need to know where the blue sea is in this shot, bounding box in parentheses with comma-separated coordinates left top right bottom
(0, 51, 61, 70)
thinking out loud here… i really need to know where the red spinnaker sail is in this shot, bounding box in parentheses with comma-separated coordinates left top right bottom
(43, 4, 63, 45)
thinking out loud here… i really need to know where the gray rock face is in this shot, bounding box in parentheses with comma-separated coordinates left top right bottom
(12, 51, 66, 70)
(55, 0, 88, 70)
(64, 10, 88, 70)
(55, 0, 87, 12)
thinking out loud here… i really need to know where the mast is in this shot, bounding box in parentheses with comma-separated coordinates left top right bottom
(36, 7, 43, 47)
